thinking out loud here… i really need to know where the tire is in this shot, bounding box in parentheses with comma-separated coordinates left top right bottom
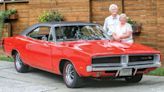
(63, 62, 83, 88)
(125, 74, 143, 83)
(14, 52, 29, 73)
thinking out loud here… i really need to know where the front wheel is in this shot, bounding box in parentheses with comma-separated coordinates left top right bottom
(125, 74, 143, 83)
(14, 52, 29, 73)
(63, 62, 83, 88)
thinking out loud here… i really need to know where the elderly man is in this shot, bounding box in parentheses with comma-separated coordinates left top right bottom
(103, 4, 120, 37)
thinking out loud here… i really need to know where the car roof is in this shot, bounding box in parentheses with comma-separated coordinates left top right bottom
(39, 21, 98, 26)
(20, 21, 99, 36)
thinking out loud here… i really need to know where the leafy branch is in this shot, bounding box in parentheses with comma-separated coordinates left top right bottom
(38, 11, 64, 23)
(0, 9, 17, 39)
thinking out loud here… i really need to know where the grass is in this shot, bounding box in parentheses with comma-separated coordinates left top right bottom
(0, 55, 14, 62)
(0, 47, 14, 62)
(148, 68, 164, 76)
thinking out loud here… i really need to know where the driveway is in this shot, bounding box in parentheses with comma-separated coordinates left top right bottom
(0, 61, 164, 92)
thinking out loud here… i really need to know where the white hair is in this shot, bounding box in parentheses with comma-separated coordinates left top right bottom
(109, 4, 118, 11)
(119, 13, 127, 19)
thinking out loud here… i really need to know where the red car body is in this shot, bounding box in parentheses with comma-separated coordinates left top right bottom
(2, 22, 161, 88)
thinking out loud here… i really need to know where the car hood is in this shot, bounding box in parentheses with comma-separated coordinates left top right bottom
(60, 40, 160, 57)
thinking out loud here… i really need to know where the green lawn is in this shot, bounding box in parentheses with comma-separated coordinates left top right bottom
(0, 55, 14, 62)
(148, 68, 164, 76)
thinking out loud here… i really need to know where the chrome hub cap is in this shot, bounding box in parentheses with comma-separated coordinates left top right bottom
(65, 64, 75, 85)
(15, 54, 22, 70)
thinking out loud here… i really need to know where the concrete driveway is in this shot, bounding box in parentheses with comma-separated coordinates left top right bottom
(0, 61, 164, 92)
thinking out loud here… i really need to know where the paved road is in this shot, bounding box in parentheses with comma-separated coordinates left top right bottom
(0, 61, 164, 92)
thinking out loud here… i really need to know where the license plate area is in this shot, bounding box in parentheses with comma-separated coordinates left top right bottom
(119, 68, 132, 76)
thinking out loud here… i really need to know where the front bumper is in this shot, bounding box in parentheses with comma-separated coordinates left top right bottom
(86, 54, 161, 77)
(87, 63, 161, 72)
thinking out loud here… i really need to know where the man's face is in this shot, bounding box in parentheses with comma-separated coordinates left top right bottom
(110, 8, 118, 15)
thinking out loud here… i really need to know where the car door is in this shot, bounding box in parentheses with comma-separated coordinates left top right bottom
(25, 26, 53, 70)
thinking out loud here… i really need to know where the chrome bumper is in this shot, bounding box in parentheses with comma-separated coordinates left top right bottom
(87, 63, 161, 72)
(87, 54, 161, 72)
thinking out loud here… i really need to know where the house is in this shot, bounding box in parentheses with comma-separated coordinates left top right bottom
(0, 0, 164, 66)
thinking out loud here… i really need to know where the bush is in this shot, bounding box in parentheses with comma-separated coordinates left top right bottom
(148, 68, 164, 76)
(38, 11, 64, 23)
(0, 9, 17, 39)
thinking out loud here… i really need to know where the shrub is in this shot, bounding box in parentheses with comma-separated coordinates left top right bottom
(38, 11, 64, 23)
(0, 9, 17, 39)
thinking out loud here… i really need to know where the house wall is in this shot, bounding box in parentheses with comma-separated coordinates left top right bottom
(91, 0, 122, 24)
(157, 0, 164, 66)
(0, 0, 90, 35)
(125, 0, 164, 66)
(0, 0, 164, 65)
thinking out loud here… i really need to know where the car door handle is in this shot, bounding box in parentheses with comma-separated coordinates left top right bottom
(26, 44, 33, 49)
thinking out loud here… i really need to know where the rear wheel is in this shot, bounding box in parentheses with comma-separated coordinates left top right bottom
(14, 52, 29, 73)
(63, 62, 83, 88)
(125, 74, 143, 83)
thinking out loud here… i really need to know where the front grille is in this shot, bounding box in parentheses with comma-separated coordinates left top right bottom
(92, 56, 121, 64)
(129, 55, 154, 62)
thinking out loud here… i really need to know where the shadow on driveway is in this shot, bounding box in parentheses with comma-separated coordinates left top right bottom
(29, 68, 164, 88)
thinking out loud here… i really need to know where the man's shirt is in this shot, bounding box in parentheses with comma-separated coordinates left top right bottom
(103, 15, 120, 36)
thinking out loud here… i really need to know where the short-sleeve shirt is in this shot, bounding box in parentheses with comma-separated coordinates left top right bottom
(114, 23, 133, 43)
(103, 15, 120, 36)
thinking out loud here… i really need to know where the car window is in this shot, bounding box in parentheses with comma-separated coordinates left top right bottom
(55, 25, 108, 42)
(55, 27, 65, 41)
(27, 26, 51, 41)
(55, 26, 79, 41)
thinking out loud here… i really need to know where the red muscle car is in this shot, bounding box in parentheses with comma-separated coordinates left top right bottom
(2, 22, 161, 88)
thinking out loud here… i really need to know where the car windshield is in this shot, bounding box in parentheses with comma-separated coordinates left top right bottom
(55, 25, 109, 41)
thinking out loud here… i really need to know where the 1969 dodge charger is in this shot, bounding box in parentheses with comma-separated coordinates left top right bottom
(2, 22, 161, 88)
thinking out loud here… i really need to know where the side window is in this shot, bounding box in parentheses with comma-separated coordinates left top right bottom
(55, 27, 64, 41)
(28, 26, 51, 41)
